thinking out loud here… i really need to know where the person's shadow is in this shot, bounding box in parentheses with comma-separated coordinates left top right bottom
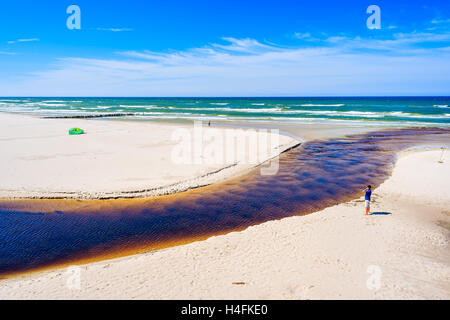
(370, 212, 392, 216)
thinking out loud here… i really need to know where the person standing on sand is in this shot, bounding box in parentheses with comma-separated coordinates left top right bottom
(364, 185, 372, 215)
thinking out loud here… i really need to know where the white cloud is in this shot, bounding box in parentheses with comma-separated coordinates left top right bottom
(431, 18, 450, 25)
(96, 28, 133, 32)
(2, 32, 450, 96)
(8, 38, 40, 44)
(320, 31, 450, 53)
(293, 32, 312, 39)
(293, 32, 325, 42)
(392, 31, 450, 42)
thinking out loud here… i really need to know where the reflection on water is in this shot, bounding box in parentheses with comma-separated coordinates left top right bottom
(0, 127, 449, 277)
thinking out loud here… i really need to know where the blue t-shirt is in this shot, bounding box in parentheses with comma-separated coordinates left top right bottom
(365, 190, 372, 201)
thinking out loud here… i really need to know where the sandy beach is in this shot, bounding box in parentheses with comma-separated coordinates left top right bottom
(0, 122, 448, 299)
(0, 113, 298, 199)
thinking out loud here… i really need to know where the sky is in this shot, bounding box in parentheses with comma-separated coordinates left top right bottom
(0, 0, 450, 97)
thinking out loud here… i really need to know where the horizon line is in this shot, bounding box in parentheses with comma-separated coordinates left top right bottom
(1, 95, 450, 99)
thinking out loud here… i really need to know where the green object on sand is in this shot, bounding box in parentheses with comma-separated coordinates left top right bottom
(69, 128, 85, 135)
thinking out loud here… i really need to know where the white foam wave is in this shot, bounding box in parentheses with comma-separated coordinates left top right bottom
(172, 107, 284, 113)
(300, 104, 345, 107)
(385, 112, 450, 119)
(278, 110, 382, 117)
(230, 108, 283, 113)
(119, 104, 159, 109)
(24, 102, 69, 107)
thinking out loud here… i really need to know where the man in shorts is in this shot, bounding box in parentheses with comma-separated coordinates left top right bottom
(364, 185, 372, 215)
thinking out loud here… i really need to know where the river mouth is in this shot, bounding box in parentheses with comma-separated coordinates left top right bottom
(0, 127, 449, 278)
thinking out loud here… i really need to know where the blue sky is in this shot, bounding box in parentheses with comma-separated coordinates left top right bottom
(1, 0, 450, 96)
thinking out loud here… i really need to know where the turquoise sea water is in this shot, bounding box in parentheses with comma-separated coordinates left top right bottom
(0, 97, 449, 126)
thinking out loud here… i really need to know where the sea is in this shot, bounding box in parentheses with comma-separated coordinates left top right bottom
(0, 97, 449, 127)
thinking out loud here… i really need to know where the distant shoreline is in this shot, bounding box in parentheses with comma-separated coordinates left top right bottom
(2, 96, 450, 98)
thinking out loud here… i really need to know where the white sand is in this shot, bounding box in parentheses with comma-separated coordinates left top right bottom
(1, 149, 448, 300)
(0, 113, 298, 199)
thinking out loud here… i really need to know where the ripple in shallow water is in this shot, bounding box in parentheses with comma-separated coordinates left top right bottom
(0, 127, 449, 276)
